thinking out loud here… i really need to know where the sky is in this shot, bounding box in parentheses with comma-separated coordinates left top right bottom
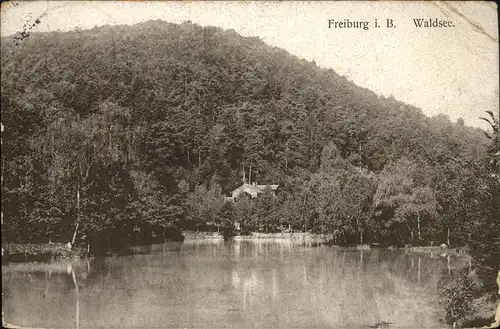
(1, 1, 498, 130)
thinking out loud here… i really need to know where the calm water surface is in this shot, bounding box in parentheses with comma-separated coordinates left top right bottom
(2, 240, 465, 328)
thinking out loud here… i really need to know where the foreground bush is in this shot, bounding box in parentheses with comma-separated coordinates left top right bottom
(440, 270, 475, 326)
(440, 268, 498, 328)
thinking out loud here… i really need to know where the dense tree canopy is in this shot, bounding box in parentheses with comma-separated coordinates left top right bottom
(1, 20, 496, 250)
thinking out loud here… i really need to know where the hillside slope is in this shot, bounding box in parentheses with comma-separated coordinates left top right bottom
(0, 20, 494, 247)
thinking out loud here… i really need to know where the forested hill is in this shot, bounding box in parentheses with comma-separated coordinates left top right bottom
(1, 20, 496, 247)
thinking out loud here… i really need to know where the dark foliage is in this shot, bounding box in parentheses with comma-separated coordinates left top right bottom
(0, 21, 496, 255)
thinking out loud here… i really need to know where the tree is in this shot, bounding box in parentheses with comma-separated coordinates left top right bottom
(468, 111, 500, 292)
(373, 158, 416, 241)
(480, 110, 499, 156)
(341, 172, 376, 244)
(395, 186, 437, 241)
(233, 193, 256, 231)
(373, 158, 437, 243)
(0, 20, 491, 251)
(253, 188, 279, 232)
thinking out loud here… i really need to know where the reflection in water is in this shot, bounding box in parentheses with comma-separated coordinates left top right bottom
(418, 257, 421, 284)
(271, 268, 277, 300)
(303, 263, 307, 286)
(2, 240, 468, 328)
(70, 266, 79, 329)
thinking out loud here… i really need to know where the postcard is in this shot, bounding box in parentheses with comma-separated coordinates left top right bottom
(1, 1, 499, 328)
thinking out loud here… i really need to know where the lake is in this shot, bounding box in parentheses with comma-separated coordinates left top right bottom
(2, 239, 466, 328)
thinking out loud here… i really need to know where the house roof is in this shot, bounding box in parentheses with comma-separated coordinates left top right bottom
(230, 183, 279, 198)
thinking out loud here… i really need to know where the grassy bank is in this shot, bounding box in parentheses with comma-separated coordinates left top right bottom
(2, 243, 85, 263)
(401, 246, 467, 257)
(182, 231, 225, 240)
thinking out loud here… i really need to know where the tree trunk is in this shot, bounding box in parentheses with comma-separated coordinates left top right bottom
(447, 227, 450, 246)
(71, 188, 80, 247)
(357, 218, 363, 245)
(249, 164, 252, 184)
(301, 195, 307, 232)
(405, 220, 413, 241)
(71, 224, 79, 248)
(417, 212, 421, 241)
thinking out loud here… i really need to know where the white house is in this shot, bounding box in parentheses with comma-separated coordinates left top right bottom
(225, 182, 279, 202)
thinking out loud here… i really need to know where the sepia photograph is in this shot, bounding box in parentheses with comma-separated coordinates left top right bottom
(1, 1, 499, 328)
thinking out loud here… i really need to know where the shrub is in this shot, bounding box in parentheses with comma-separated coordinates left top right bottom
(440, 270, 475, 326)
(239, 226, 253, 236)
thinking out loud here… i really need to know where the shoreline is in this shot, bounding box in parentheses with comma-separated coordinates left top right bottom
(3, 233, 469, 264)
(182, 232, 468, 255)
(182, 231, 332, 241)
